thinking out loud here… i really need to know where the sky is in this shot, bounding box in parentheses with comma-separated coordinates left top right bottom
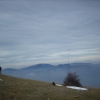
(0, 0, 100, 69)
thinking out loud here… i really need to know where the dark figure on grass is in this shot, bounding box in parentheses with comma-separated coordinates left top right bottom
(52, 82, 55, 86)
(0, 66, 1, 74)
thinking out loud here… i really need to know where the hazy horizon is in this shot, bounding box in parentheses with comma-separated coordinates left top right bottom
(2, 63, 100, 88)
(2, 62, 99, 69)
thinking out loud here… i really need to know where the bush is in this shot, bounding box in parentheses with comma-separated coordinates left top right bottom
(63, 72, 82, 87)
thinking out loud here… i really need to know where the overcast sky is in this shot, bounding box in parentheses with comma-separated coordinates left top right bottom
(0, 0, 100, 69)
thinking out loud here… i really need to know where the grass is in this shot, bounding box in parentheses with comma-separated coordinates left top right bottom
(0, 74, 100, 100)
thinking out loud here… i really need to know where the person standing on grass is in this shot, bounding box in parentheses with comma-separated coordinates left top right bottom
(0, 66, 1, 74)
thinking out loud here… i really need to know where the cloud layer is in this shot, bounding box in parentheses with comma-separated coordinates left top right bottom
(0, 0, 100, 68)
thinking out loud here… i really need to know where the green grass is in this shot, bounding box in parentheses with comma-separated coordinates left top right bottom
(0, 74, 100, 100)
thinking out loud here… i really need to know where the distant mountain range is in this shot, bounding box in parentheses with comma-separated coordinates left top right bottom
(2, 63, 100, 88)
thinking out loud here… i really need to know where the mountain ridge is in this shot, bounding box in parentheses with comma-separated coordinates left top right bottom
(2, 63, 100, 88)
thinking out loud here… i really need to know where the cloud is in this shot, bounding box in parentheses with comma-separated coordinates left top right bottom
(0, 0, 100, 68)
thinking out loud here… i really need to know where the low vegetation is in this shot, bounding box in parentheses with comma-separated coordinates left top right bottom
(0, 74, 100, 100)
(63, 72, 82, 87)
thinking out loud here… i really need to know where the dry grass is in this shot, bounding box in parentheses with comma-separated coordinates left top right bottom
(0, 74, 100, 100)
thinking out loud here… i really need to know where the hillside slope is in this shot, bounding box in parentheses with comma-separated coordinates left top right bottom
(2, 63, 100, 88)
(0, 74, 100, 100)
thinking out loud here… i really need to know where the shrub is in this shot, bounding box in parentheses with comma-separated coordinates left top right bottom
(63, 72, 82, 87)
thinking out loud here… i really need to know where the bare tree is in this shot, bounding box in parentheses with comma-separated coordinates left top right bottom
(63, 72, 82, 87)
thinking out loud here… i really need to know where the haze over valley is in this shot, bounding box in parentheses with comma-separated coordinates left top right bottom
(2, 63, 100, 88)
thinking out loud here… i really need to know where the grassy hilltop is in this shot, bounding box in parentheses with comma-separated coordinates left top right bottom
(0, 74, 100, 100)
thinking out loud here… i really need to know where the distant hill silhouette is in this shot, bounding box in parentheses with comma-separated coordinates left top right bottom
(2, 63, 100, 88)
